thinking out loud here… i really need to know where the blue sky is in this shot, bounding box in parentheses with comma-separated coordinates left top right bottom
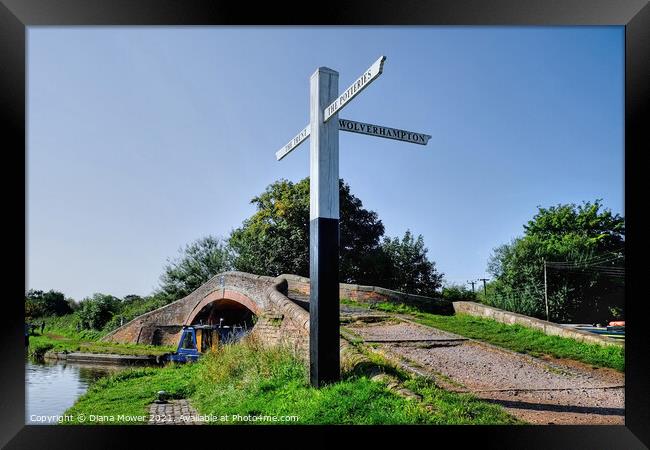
(27, 27, 624, 300)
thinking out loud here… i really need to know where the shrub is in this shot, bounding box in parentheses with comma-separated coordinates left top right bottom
(441, 284, 476, 302)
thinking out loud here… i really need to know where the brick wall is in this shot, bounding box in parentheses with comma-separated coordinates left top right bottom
(253, 278, 309, 357)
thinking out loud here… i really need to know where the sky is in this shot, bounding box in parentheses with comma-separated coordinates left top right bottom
(27, 27, 624, 300)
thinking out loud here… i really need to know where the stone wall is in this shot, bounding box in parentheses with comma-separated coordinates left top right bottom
(452, 301, 623, 347)
(281, 274, 452, 314)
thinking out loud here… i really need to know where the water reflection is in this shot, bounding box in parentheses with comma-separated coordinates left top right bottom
(26, 359, 124, 424)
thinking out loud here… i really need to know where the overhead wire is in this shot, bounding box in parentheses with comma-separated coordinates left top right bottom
(546, 247, 625, 269)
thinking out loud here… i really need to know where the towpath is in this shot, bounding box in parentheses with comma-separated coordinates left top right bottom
(341, 306, 624, 425)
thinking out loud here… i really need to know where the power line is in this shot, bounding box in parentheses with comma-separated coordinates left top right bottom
(547, 266, 625, 278)
(548, 264, 625, 272)
(548, 263, 625, 273)
(547, 255, 622, 268)
(552, 269, 625, 278)
(546, 258, 623, 270)
(546, 247, 625, 268)
(547, 247, 624, 264)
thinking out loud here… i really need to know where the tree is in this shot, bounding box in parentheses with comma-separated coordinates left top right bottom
(442, 283, 476, 302)
(66, 297, 79, 312)
(122, 294, 143, 303)
(77, 293, 121, 330)
(228, 177, 386, 283)
(229, 178, 310, 277)
(228, 178, 443, 295)
(487, 200, 624, 323)
(25, 295, 46, 319)
(24, 289, 72, 317)
(339, 181, 386, 284)
(157, 178, 443, 298)
(158, 236, 233, 301)
(379, 230, 444, 297)
(103, 293, 170, 332)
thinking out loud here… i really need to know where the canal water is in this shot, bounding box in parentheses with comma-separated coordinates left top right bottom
(25, 359, 124, 424)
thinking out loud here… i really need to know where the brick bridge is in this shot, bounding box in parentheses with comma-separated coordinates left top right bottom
(102, 271, 450, 354)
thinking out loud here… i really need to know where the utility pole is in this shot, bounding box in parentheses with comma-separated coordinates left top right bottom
(543, 258, 549, 321)
(468, 280, 476, 293)
(478, 278, 489, 297)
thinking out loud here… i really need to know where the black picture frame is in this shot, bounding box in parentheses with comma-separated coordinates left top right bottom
(2, 1, 648, 448)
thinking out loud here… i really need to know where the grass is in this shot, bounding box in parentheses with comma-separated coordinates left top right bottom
(27, 314, 175, 359)
(63, 336, 518, 425)
(27, 328, 175, 360)
(38, 314, 105, 340)
(342, 299, 624, 372)
(64, 364, 198, 425)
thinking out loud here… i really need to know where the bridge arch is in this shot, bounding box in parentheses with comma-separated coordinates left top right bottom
(184, 289, 261, 332)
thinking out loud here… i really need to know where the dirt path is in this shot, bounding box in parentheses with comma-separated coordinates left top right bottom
(344, 319, 624, 425)
(44, 332, 66, 340)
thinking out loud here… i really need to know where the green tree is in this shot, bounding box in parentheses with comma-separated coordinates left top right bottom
(158, 236, 233, 301)
(487, 200, 624, 323)
(228, 177, 386, 283)
(442, 283, 476, 302)
(25, 296, 46, 319)
(122, 294, 143, 304)
(24, 289, 72, 317)
(158, 178, 443, 298)
(104, 293, 170, 332)
(380, 230, 444, 296)
(66, 297, 79, 312)
(77, 293, 121, 330)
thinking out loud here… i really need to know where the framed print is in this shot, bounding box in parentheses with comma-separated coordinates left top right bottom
(1, 0, 648, 448)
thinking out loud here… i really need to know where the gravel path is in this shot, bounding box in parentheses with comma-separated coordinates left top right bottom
(346, 320, 624, 425)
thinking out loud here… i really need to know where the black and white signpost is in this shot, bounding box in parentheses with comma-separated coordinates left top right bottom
(275, 56, 431, 387)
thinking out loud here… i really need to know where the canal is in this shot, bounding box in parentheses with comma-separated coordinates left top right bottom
(25, 358, 124, 424)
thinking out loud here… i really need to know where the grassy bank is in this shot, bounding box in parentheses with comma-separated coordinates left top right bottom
(342, 299, 624, 372)
(63, 337, 519, 425)
(27, 315, 174, 359)
(28, 334, 175, 359)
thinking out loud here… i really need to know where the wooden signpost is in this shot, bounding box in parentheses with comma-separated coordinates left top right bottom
(274, 56, 430, 387)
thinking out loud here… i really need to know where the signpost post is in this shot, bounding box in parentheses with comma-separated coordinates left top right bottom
(274, 56, 431, 387)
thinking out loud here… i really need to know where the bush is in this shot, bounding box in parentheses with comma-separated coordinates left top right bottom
(103, 294, 169, 332)
(441, 284, 476, 302)
(25, 289, 72, 318)
(77, 294, 121, 330)
(28, 341, 54, 360)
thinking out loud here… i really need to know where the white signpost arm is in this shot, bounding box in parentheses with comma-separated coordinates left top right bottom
(275, 117, 430, 161)
(276, 125, 311, 161)
(338, 118, 431, 145)
(323, 56, 386, 122)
